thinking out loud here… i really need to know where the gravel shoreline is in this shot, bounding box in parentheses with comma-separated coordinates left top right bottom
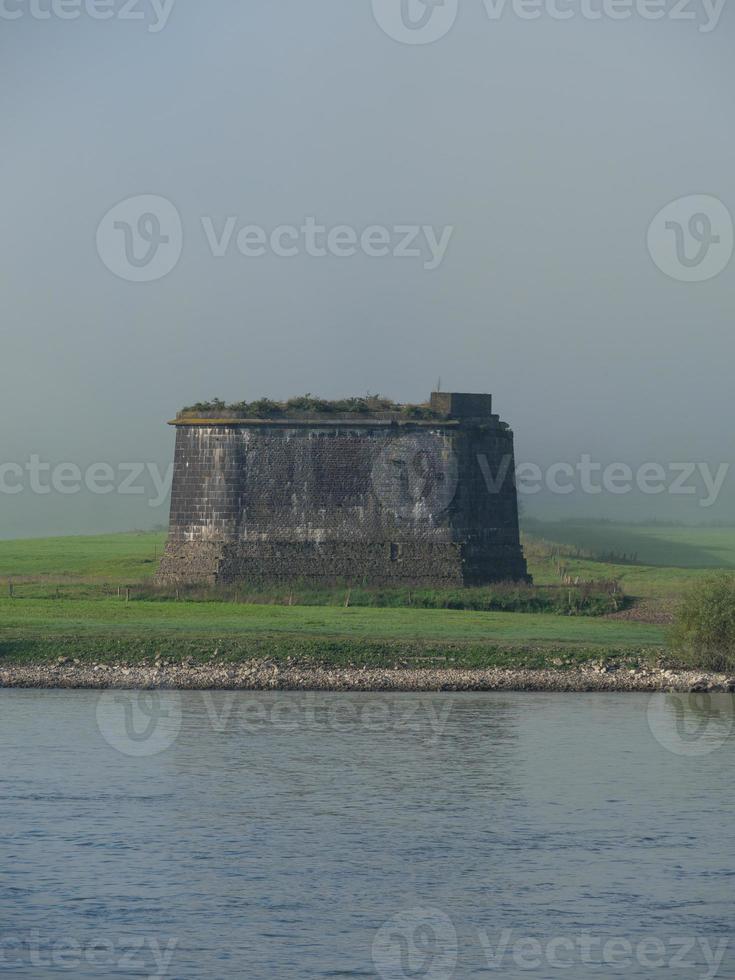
(1, 662, 734, 693)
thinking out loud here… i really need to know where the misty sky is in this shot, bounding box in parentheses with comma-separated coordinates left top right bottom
(2, 0, 733, 537)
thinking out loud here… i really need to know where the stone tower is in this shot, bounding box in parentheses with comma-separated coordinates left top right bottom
(156, 392, 529, 587)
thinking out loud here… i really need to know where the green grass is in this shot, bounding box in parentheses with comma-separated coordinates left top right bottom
(2, 525, 730, 597)
(0, 596, 663, 645)
(523, 522, 735, 598)
(0, 532, 166, 584)
(1, 523, 734, 669)
(0, 531, 625, 611)
(525, 520, 735, 569)
(0, 596, 662, 668)
(526, 550, 713, 598)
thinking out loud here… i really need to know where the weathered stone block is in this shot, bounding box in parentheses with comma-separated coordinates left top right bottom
(156, 393, 529, 587)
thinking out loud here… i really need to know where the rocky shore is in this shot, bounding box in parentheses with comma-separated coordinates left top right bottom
(1, 660, 733, 693)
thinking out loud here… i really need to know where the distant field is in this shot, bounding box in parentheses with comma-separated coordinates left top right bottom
(0, 532, 166, 583)
(525, 520, 735, 569)
(523, 522, 735, 599)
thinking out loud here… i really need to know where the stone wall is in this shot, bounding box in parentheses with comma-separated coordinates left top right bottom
(156, 394, 529, 586)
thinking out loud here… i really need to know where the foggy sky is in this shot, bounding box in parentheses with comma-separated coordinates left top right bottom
(2, 0, 734, 537)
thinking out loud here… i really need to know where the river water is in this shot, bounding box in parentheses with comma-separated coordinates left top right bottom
(1, 690, 733, 979)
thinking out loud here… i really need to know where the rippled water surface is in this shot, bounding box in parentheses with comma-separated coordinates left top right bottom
(2, 690, 733, 978)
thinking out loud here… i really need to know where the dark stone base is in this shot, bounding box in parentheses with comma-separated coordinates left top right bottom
(156, 539, 529, 587)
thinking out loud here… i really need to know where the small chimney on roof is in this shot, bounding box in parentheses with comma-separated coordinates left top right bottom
(429, 392, 493, 418)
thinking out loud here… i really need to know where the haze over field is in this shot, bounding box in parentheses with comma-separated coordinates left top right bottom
(3, 2, 733, 536)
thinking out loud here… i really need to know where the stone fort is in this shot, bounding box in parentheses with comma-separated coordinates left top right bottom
(156, 392, 528, 587)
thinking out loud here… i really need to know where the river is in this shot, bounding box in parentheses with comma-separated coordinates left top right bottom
(1, 690, 733, 978)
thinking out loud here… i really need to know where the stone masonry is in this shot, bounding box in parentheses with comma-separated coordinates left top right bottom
(156, 392, 529, 586)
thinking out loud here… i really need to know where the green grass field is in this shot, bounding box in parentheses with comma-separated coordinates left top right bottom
(0, 595, 663, 668)
(1, 525, 729, 595)
(523, 523, 735, 598)
(0, 523, 732, 667)
(0, 531, 166, 583)
(0, 596, 663, 645)
(526, 520, 735, 568)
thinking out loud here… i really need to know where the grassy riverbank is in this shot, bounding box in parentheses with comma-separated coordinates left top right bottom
(0, 523, 732, 670)
(0, 595, 664, 667)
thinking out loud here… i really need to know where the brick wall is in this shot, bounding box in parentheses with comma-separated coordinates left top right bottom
(157, 408, 528, 586)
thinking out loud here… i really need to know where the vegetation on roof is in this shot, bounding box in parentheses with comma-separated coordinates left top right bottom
(180, 394, 441, 419)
